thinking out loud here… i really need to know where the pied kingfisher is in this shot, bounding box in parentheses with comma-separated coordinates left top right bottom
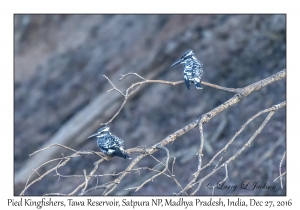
(171, 49, 203, 90)
(87, 126, 131, 159)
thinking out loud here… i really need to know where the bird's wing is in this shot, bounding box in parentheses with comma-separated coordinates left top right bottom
(193, 60, 203, 78)
(105, 137, 127, 157)
(97, 137, 109, 149)
(113, 135, 124, 145)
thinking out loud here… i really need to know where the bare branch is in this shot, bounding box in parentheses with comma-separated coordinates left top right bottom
(119, 73, 146, 81)
(202, 81, 240, 93)
(197, 122, 205, 170)
(124, 144, 170, 192)
(278, 151, 286, 189)
(80, 184, 108, 195)
(103, 75, 126, 97)
(274, 172, 286, 182)
(21, 69, 286, 196)
(101, 67, 273, 126)
(20, 158, 69, 196)
(211, 163, 228, 196)
(29, 143, 77, 156)
(189, 110, 279, 195)
(174, 100, 285, 195)
(44, 193, 67, 196)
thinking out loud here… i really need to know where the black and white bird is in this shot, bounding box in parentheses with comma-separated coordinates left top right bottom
(87, 126, 131, 159)
(170, 49, 203, 90)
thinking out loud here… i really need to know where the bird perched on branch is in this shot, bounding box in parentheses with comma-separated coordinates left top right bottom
(170, 49, 203, 90)
(87, 126, 131, 159)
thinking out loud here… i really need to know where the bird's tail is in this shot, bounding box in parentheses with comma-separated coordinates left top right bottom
(195, 82, 203, 89)
(123, 152, 131, 159)
(114, 149, 131, 159)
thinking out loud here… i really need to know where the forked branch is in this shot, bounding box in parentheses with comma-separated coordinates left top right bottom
(21, 69, 286, 196)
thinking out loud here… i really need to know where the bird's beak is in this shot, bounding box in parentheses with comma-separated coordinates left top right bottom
(170, 59, 182, 67)
(87, 133, 98, 139)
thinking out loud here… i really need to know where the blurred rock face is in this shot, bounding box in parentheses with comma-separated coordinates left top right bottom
(14, 14, 286, 195)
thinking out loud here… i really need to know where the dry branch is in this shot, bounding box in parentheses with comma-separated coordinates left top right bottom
(20, 69, 286, 196)
(277, 151, 286, 189)
(100, 71, 245, 126)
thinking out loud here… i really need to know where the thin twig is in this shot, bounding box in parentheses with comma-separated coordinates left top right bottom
(103, 75, 126, 97)
(29, 143, 77, 156)
(279, 151, 286, 189)
(202, 81, 240, 93)
(133, 145, 170, 192)
(197, 123, 204, 170)
(20, 158, 69, 196)
(81, 170, 88, 194)
(189, 110, 278, 195)
(274, 172, 286, 182)
(211, 163, 228, 196)
(44, 193, 67, 196)
(119, 73, 146, 81)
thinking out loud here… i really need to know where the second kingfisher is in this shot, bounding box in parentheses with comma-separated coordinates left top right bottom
(170, 49, 203, 90)
(87, 126, 131, 159)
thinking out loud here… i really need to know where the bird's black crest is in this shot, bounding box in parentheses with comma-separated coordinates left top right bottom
(97, 126, 109, 133)
(181, 49, 194, 59)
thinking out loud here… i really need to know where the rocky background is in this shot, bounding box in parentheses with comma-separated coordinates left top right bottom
(14, 14, 286, 195)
